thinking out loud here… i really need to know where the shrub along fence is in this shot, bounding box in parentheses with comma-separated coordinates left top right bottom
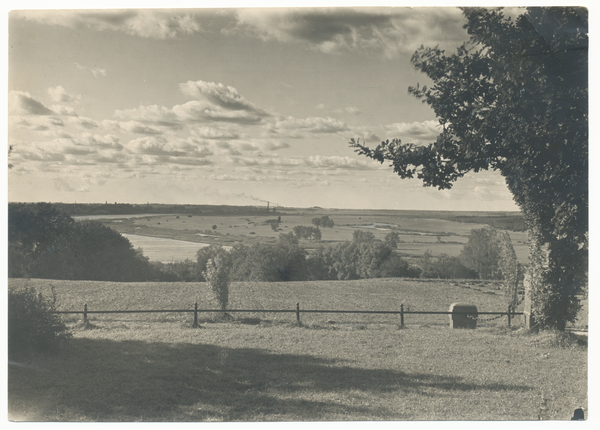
(53, 303, 523, 329)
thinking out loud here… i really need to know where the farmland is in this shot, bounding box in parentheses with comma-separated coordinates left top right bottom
(9, 206, 587, 422)
(78, 207, 529, 264)
(8, 278, 587, 422)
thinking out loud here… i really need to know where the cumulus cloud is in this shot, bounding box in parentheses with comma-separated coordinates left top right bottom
(114, 105, 181, 128)
(304, 155, 378, 170)
(75, 62, 107, 77)
(116, 80, 270, 127)
(262, 141, 291, 151)
(210, 139, 290, 154)
(126, 136, 187, 157)
(118, 121, 164, 135)
(191, 126, 240, 140)
(15, 9, 204, 40)
(180, 80, 264, 113)
(84, 133, 123, 151)
(125, 135, 214, 161)
(14, 138, 87, 163)
(173, 100, 267, 124)
(227, 154, 378, 172)
(48, 86, 81, 103)
(270, 115, 349, 137)
(232, 7, 469, 58)
(77, 117, 100, 129)
(51, 105, 78, 116)
(384, 120, 441, 142)
(9, 91, 55, 116)
(347, 120, 441, 148)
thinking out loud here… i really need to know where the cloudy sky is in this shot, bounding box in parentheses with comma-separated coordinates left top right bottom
(7, 4, 525, 211)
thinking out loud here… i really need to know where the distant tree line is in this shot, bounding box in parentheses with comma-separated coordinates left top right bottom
(45, 202, 278, 217)
(9, 203, 521, 285)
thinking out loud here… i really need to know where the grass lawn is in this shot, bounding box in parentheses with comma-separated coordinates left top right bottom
(8, 322, 586, 422)
(8, 278, 588, 422)
(10, 277, 530, 327)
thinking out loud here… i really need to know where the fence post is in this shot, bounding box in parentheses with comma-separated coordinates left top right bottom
(507, 305, 512, 328)
(400, 304, 404, 328)
(83, 303, 88, 323)
(296, 302, 300, 323)
(193, 302, 198, 328)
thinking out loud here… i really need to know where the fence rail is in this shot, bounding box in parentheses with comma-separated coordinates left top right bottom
(54, 303, 524, 328)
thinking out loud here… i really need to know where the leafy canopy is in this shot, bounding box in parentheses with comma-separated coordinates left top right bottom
(350, 7, 587, 244)
(350, 7, 588, 329)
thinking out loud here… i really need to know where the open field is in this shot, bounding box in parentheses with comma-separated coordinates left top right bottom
(9, 278, 587, 329)
(8, 277, 521, 327)
(85, 209, 529, 264)
(8, 278, 588, 421)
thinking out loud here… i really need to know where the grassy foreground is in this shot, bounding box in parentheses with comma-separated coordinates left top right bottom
(8, 322, 586, 422)
(8, 278, 587, 421)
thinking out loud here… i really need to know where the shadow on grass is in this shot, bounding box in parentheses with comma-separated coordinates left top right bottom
(9, 336, 532, 422)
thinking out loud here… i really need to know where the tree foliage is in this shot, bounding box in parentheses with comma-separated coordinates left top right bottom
(8, 285, 72, 356)
(202, 250, 232, 311)
(384, 231, 401, 248)
(8, 203, 155, 281)
(419, 251, 478, 280)
(352, 230, 376, 243)
(308, 232, 421, 281)
(292, 225, 322, 241)
(350, 7, 587, 330)
(312, 215, 335, 228)
(459, 228, 503, 280)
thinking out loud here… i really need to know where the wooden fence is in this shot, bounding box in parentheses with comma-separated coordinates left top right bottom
(54, 303, 524, 328)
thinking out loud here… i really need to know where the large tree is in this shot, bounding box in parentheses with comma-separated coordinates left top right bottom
(350, 7, 587, 330)
(8, 203, 155, 281)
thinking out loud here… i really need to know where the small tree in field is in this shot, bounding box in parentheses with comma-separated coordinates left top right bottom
(202, 252, 231, 311)
(459, 228, 502, 279)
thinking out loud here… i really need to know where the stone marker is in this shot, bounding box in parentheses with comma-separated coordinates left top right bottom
(449, 303, 478, 329)
(522, 273, 537, 330)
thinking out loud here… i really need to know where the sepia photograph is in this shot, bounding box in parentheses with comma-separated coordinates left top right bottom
(6, 1, 589, 424)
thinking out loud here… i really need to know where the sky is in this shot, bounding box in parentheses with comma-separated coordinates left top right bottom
(6, 3, 532, 211)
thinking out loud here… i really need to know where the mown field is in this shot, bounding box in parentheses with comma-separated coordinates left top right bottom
(8, 278, 587, 422)
(10, 277, 523, 327)
(9, 277, 588, 328)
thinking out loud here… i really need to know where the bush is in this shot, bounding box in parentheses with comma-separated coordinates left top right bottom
(419, 251, 478, 279)
(8, 286, 72, 357)
(152, 259, 199, 282)
(8, 203, 158, 281)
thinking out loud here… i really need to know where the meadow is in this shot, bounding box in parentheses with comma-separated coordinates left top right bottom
(8, 278, 587, 422)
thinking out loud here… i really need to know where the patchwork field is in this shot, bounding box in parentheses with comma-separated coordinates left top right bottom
(85, 209, 529, 264)
(8, 277, 587, 422)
